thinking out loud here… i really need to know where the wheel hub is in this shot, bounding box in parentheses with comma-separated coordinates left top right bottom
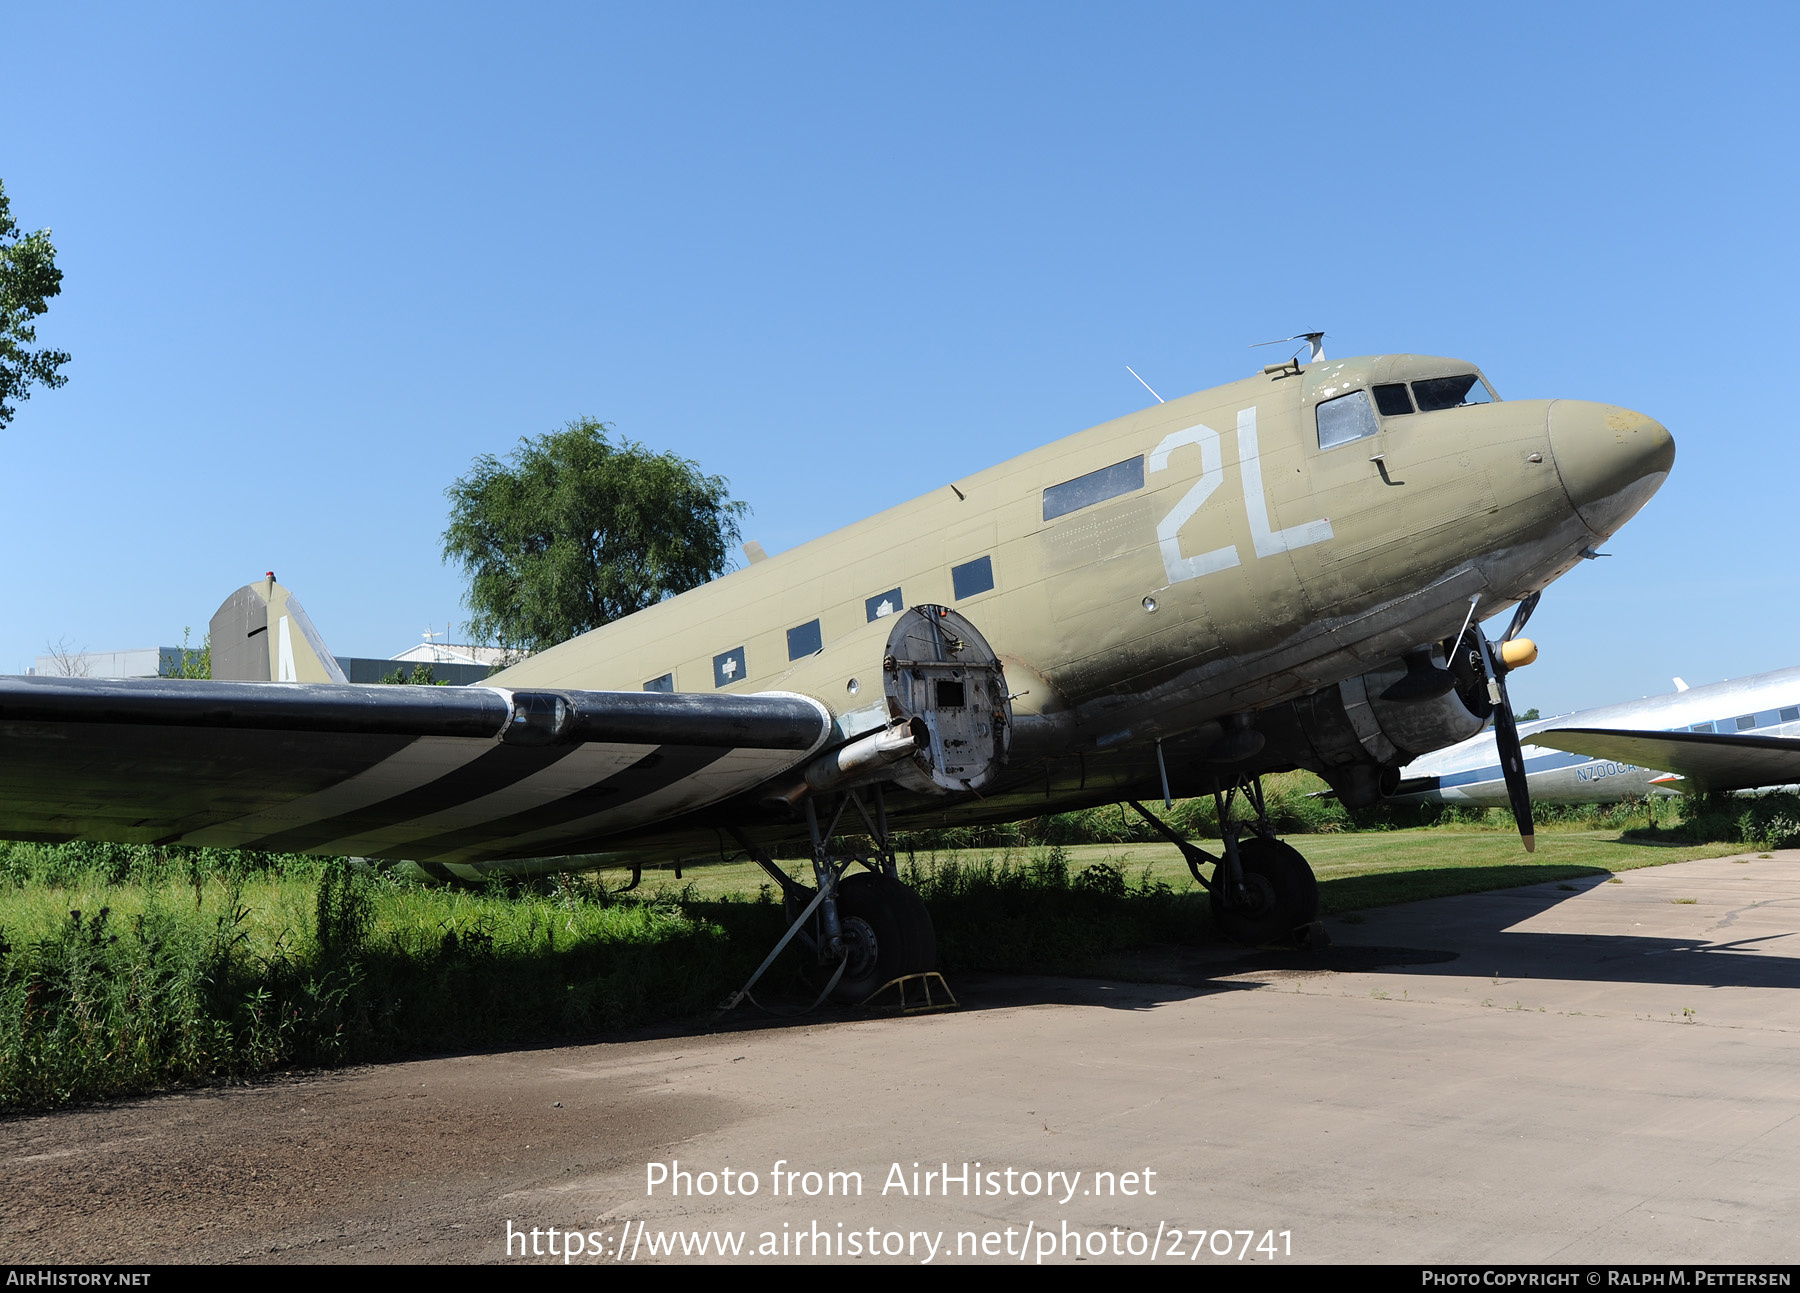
(1227, 871, 1278, 918)
(839, 915, 879, 980)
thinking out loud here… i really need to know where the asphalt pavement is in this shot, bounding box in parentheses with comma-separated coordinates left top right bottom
(5, 851, 1797, 1265)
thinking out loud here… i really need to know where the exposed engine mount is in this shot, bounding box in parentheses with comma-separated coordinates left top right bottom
(881, 605, 1012, 794)
(1255, 636, 1490, 808)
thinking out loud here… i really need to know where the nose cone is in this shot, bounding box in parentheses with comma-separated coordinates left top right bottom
(1548, 400, 1675, 538)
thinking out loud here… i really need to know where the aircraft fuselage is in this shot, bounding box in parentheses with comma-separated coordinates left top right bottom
(487, 354, 1673, 864)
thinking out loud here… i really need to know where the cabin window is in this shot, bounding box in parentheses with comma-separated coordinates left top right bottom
(1782, 707, 1799, 723)
(951, 555, 995, 600)
(865, 589, 904, 621)
(713, 647, 747, 687)
(643, 673, 674, 692)
(1042, 456, 1146, 521)
(1412, 374, 1495, 412)
(1373, 383, 1414, 416)
(1689, 721, 1714, 733)
(1316, 390, 1379, 449)
(787, 619, 823, 660)
(1735, 714, 1758, 731)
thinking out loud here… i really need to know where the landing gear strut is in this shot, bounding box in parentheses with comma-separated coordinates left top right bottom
(1127, 774, 1325, 949)
(724, 783, 937, 1008)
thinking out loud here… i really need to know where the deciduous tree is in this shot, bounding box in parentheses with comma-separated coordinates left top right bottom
(0, 180, 70, 430)
(443, 417, 747, 653)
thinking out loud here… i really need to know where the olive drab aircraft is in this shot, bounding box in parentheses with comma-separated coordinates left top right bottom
(0, 350, 1676, 1002)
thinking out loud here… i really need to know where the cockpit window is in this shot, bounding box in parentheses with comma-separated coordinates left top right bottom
(1411, 374, 1495, 412)
(1372, 383, 1414, 416)
(1316, 390, 1379, 449)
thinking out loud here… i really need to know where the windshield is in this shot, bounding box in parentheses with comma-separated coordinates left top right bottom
(1412, 374, 1496, 411)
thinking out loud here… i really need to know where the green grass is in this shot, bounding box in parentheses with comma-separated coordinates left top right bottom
(0, 814, 1779, 1113)
(591, 828, 1758, 911)
(0, 865, 801, 1111)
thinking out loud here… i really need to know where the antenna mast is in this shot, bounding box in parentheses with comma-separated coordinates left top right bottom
(1251, 332, 1327, 364)
(1125, 365, 1165, 403)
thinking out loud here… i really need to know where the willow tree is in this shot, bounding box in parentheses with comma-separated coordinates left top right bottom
(442, 417, 747, 653)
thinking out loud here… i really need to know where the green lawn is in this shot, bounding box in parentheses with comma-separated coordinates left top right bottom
(5, 827, 1744, 949)
(0, 826, 1769, 1110)
(589, 828, 1760, 913)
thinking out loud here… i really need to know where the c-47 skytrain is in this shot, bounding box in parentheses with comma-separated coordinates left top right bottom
(0, 350, 1675, 1000)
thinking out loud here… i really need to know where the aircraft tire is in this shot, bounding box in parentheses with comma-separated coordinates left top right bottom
(1210, 837, 1319, 947)
(826, 872, 936, 1003)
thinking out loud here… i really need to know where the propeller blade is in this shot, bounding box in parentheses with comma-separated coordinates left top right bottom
(1476, 630, 1536, 853)
(1502, 590, 1541, 643)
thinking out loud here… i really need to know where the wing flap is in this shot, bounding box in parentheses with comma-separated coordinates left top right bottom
(1531, 726, 1800, 793)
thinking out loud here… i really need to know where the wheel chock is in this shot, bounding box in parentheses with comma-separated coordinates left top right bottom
(859, 971, 959, 1014)
(1294, 920, 1332, 950)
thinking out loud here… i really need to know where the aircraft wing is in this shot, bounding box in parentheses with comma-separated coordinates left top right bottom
(1530, 726, 1800, 794)
(0, 676, 832, 867)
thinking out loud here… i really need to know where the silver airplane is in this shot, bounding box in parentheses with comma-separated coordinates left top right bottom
(1390, 666, 1800, 806)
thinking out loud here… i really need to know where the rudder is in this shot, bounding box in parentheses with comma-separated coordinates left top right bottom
(209, 573, 348, 683)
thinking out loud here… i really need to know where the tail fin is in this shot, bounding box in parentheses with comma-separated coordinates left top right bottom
(209, 574, 348, 683)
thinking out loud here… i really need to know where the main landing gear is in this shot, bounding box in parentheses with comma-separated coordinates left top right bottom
(1127, 775, 1326, 949)
(725, 783, 938, 1009)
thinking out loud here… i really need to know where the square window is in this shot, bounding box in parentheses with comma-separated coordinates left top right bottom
(951, 555, 995, 600)
(643, 673, 674, 693)
(713, 647, 747, 688)
(1781, 707, 1799, 723)
(787, 619, 823, 660)
(865, 589, 904, 621)
(1736, 714, 1758, 731)
(1316, 390, 1379, 449)
(1373, 383, 1414, 416)
(1690, 722, 1715, 733)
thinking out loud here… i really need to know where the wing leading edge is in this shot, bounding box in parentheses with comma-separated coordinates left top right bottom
(0, 676, 832, 864)
(1530, 726, 1800, 794)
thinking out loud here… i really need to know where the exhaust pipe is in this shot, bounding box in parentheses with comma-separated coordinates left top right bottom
(805, 717, 927, 791)
(760, 718, 928, 806)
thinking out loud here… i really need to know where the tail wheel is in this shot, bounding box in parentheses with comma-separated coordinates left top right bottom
(1210, 837, 1319, 946)
(827, 872, 936, 1003)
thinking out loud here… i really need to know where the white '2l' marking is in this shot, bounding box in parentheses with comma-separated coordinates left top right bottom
(1237, 407, 1333, 557)
(1148, 406, 1333, 586)
(1148, 422, 1238, 582)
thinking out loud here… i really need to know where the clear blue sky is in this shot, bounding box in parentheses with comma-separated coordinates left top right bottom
(4, 3, 1795, 717)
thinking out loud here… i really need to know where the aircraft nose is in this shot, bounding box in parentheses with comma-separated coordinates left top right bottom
(1547, 400, 1676, 538)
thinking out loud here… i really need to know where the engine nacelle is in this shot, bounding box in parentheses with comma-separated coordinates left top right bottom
(879, 605, 1013, 795)
(1256, 644, 1488, 808)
